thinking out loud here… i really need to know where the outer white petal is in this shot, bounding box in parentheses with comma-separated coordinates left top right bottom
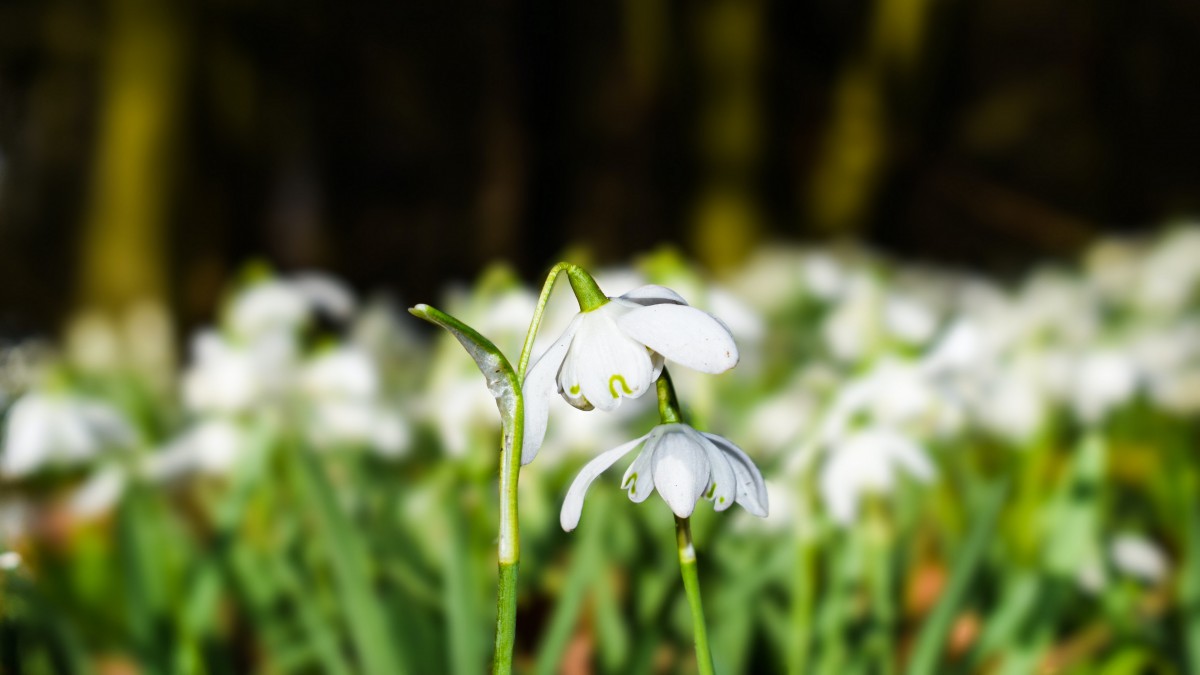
(618, 285, 689, 306)
(618, 304, 739, 374)
(691, 429, 736, 511)
(650, 428, 711, 518)
(701, 432, 769, 517)
(561, 433, 650, 531)
(2, 395, 52, 477)
(572, 311, 654, 412)
(521, 315, 582, 465)
(621, 438, 658, 503)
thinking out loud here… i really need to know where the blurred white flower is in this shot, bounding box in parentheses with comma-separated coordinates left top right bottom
(560, 423, 768, 531)
(822, 273, 882, 362)
(819, 428, 935, 525)
(0, 551, 20, 571)
(1110, 534, 1169, 584)
(182, 330, 298, 415)
(301, 348, 410, 455)
(228, 280, 311, 341)
(884, 293, 937, 345)
(2, 392, 136, 477)
(522, 285, 738, 464)
(290, 272, 357, 321)
(69, 466, 127, 518)
(1136, 226, 1200, 315)
(1071, 350, 1138, 425)
(147, 419, 245, 480)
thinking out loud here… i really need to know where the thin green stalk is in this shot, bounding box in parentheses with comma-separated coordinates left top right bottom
(494, 262, 578, 674)
(676, 516, 716, 675)
(787, 511, 816, 674)
(866, 503, 896, 675)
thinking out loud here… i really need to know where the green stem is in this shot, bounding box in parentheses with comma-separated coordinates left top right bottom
(676, 516, 716, 675)
(493, 262, 578, 674)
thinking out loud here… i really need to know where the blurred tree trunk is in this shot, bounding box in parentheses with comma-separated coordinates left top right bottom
(690, 0, 764, 272)
(805, 0, 935, 236)
(72, 0, 184, 381)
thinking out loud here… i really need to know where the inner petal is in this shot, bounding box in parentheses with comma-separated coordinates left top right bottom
(575, 312, 654, 412)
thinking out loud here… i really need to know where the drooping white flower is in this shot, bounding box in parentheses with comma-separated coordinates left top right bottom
(560, 423, 768, 531)
(818, 428, 936, 526)
(522, 285, 739, 464)
(1, 392, 136, 477)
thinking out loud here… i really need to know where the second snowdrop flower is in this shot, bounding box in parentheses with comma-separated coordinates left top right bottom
(560, 422, 768, 531)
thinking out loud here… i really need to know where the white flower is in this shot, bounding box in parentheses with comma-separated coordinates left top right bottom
(146, 419, 245, 480)
(559, 423, 768, 531)
(522, 285, 739, 464)
(819, 428, 935, 526)
(181, 329, 298, 415)
(1071, 350, 1138, 425)
(69, 466, 127, 518)
(1110, 534, 1169, 584)
(1, 393, 136, 477)
(0, 551, 20, 571)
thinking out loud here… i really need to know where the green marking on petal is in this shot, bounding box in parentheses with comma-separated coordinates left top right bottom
(608, 374, 634, 398)
(569, 384, 580, 396)
(706, 484, 716, 499)
(719, 497, 726, 504)
(624, 472, 637, 491)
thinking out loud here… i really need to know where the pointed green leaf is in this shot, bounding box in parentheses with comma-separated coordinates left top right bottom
(410, 304, 519, 450)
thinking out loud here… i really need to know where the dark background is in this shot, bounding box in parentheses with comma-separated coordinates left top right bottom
(2, 0, 1199, 333)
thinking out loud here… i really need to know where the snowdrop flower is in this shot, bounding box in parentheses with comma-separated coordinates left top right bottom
(1070, 350, 1138, 425)
(560, 423, 767, 531)
(182, 329, 298, 415)
(819, 428, 936, 525)
(301, 347, 410, 455)
(146, 420, 245, 480)
(2, 392, 136, 477)
(522, 284, 739, 464)
(1110, 534, 1169, 584)
(69, 466, 127, 518)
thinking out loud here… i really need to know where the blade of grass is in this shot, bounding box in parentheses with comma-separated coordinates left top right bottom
(444, 483, 484, 675)
(906, 479, 1008, 675)
(289, 446, 408, 675)
(534, 492, 608, 675)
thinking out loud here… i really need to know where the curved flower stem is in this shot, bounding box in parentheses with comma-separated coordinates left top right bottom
(676, 515, 716, 675)
(494, 262, 578, 674)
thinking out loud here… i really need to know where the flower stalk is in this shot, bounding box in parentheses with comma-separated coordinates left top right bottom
(676, 514, 716, 675)
(659, 372, 716, 675)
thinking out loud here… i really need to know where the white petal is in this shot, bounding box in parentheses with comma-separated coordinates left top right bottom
(650, 428, 711, 519)
(618, 284, 689, 306)
(556, 333, 594, 411)
(621, 440, 657, 503)
(691, 429, 736, 511)
(702, 432, 769, 517)
(560, 433, 650, 531)
(618, 304, 739, 374)
(820, 459, 859, 525)
(572, 311, 654, 412)
(521, 316, 582, 465)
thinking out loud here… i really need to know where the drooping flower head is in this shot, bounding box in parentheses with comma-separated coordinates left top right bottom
(560, 422, 768, 531)
(522, 278, 739, 464)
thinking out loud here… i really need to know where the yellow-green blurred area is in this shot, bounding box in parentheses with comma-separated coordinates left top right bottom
(2, 0, 1200, 674)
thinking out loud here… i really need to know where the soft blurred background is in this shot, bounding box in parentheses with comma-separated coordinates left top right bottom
(2, 1, 1200, 673)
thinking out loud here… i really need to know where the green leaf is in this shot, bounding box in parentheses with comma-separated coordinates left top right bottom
(906, 479, 1008, 675)
(410, 304, 519, 451)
